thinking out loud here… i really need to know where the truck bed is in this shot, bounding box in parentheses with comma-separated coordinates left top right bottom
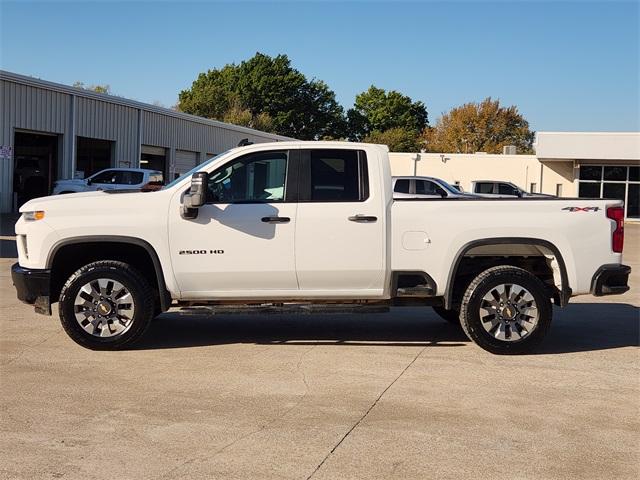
(391, 197, 622, 297)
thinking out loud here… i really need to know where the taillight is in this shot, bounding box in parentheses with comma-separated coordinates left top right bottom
(607, 206, 624, 253)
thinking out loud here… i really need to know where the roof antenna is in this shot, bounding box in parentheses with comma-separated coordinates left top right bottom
(237, 138, 253, 147)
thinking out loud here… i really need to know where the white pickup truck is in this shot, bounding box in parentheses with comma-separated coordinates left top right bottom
(52, 168, 164, 194)
(12, 141, 631, 354)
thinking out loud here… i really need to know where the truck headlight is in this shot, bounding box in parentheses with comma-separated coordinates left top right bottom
(23, 211, 45, 221)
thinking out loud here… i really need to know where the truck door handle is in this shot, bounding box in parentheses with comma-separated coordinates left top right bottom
(261, 216, 290, 223)
(348, 214, 377, 223)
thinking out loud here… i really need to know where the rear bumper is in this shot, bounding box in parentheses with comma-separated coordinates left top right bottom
(11, 263, 52, 315)
(591, 264, 631, 296)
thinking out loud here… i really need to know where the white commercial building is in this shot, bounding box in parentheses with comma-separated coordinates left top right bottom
(389, 132, 640, 220)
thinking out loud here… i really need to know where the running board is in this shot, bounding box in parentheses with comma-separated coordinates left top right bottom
(178, 303, 390, 315)
(395, 285, 435, 297)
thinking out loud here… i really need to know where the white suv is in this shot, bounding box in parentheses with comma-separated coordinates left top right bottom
(52, 168, 164, 194)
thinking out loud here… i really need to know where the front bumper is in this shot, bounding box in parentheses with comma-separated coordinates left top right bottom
(11, 263, 52, 315)
(591, 264, 631, 296)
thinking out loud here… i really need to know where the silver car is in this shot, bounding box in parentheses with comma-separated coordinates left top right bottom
(392, 176, 476, 199)
(470, 180, 554, 198)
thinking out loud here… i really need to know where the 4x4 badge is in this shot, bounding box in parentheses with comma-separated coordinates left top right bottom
(562, 206, 600, 212)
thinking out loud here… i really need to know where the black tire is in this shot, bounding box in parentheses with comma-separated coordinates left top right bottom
(459, 266, 552, 355)
(432, 306, 460, 325)
(58, 260, 154, 350)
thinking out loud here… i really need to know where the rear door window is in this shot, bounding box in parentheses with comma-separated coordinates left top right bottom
(394, 179, 411, 193)
(306, 149, 368, 202)
(475, 182, 495, 194)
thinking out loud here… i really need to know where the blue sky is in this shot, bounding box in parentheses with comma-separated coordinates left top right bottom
(1, 0, 638, 131)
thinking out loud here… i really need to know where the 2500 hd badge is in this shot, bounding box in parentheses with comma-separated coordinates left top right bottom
(179, 249, 224, 255)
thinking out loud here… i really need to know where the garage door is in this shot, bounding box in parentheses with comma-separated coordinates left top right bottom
(175, 150, 198, 176)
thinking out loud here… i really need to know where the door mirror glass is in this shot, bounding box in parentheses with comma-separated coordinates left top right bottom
(185, 172, 207, 208)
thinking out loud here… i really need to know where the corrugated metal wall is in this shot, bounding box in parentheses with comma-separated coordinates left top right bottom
(0, 71, 290, 213)
(1, 80, 71, 212)
(76, 97, 139, 166)
(142, 111, 282, 159)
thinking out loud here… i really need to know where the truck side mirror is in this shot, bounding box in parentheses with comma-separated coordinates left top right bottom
(181, 172, 207, 219)
(86, 178, 92, 186)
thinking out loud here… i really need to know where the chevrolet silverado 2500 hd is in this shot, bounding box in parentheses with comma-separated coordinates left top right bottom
(12, 142, 631, 354)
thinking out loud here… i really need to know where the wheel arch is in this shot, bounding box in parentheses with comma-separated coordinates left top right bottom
(444, 237, 571, 310)
(47, 236, 171, 312)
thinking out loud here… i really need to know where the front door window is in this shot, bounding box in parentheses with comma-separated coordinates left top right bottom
(207, 151, 288, 203)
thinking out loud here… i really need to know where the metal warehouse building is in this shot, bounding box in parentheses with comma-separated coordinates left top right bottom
(0, 70, 290, 213)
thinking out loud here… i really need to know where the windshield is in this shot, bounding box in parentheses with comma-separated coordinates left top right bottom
(162, 151, 230, 190)
(434, 179, 463, 195)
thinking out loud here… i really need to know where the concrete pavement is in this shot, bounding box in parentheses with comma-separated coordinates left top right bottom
(1, 226, 638, 479)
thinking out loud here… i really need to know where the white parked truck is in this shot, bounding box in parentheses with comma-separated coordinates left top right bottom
(12, 142, 630, 354)
(52, 168, 164, 194)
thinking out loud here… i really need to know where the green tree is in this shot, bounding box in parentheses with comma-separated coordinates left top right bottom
(222, 97, 274, 132)
(423, 97, 535, 153)
(347, 86, 428, 140)
(363, 127, 423, 152)
(178, 53, 346, 139)
(72, 81, 111, 94)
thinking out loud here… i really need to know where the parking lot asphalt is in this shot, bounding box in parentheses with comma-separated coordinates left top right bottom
(1, 225, 638, 480)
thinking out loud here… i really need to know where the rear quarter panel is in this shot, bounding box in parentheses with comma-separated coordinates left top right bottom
(391, 198, 624, 296)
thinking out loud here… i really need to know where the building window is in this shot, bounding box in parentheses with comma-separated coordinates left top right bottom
(555, 184, 563, 197)
(530, 183, 537, 193)
(578, 182, 600, 198)
(578, 165, 640, 219)
(579, 166, 602, 181)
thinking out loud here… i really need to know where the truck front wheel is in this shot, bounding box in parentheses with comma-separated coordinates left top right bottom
(459, 266, 552, 354)
(58, 260, 154, 350)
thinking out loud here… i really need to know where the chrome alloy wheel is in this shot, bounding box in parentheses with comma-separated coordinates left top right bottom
(479, 283, 539, 342)
(74, 278, 135, 338)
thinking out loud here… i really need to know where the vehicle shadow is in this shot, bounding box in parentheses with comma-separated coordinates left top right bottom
(135, 307, 469, 350)
(0, 213, 18, 259)
(537, 302, 639, 354)
(0, 240, 17, 259)
(134, 303, 639, 353)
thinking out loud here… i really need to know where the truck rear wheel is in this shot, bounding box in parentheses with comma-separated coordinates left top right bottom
(58, 260, 154, 350)
(432, 306, 460, 325)
(459, 266, 552, 354)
